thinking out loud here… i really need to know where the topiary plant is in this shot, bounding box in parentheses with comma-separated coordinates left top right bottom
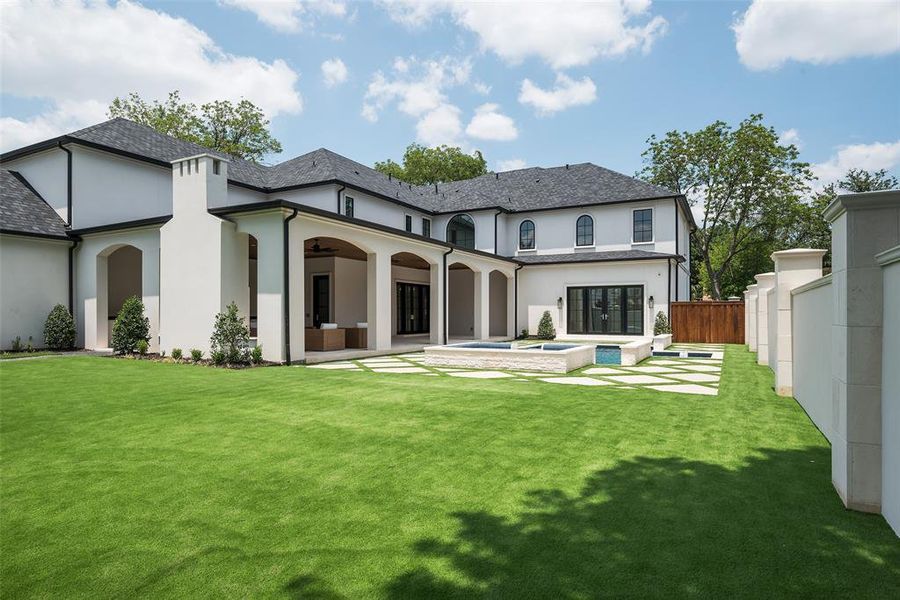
(653, 311, 672, 335)
(210, 301, 250, 365)
(190, 348, 203, 362)
(537, 310, 556, 340)
(43, 304, 76, 350)
(111, 295, 150, 354)
(136, 339, 149, 356)
(251, 345, 263, 365)
(171, 348, 183, 361)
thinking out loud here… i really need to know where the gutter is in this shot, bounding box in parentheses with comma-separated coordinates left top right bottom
(442, 247, 454, 345)
(283, 208, 299, 364)
(57, 142, 73, 226)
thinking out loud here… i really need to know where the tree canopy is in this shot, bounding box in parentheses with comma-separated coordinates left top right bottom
(375, 143, 487, 185)
(108, 91, 282, 162)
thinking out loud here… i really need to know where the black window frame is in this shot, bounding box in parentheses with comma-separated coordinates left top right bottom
(422, 217, 431, 238)
(344, 196, 354, 218)
(576, 215, 594, 247)
(633, 208, 653, 243)
(405, 214, 413, 232)
(518, 219, 535, 250)
(446, 214, 475, 249)
(566, 285, 644, 336)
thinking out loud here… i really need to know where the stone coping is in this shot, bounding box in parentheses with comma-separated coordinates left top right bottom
(875, 244, 900, 267)
(824, 189, 900, 222)
(791, 273, 833, 296)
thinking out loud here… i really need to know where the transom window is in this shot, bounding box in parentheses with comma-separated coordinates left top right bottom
(447, 214, 475, 249)
(633, 208, 653, 243)
(519, 220, 535, 250)
(576, 215, 594, 247)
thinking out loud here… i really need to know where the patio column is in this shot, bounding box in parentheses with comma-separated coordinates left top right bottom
(367, 250, 392, 350)
(746, 284, 758, 351)
(771, 249, 826, 396)
(429, 262, 443, 345)
(254, 219, 286, 363)
(473, 269, 490, 340)
(826, 190, 900, 513)
(506, 274, 516, 338)
(754, 273, 774, 366)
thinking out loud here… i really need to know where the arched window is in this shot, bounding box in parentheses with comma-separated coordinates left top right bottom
(447, 214, 475, 249)
(519, 220, 535, 250)
(576, 215, 594, 247)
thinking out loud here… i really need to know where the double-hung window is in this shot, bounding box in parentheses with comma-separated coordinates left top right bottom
(633, 208, 652, 243)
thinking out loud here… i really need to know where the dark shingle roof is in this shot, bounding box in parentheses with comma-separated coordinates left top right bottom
(1, 118, 683, 219)
(0, 170, 68, 238)
(516, 249, 678, 264)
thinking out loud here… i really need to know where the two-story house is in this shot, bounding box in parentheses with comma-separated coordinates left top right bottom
(0, 118, 693, 361)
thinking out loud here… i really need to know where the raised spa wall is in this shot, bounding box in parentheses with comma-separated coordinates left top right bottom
(423, 344, 595, 374)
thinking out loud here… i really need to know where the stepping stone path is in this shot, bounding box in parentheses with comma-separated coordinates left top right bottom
(301, 344, 724, 396)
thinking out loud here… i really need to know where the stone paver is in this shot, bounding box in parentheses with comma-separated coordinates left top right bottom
(644, 359, 686, 366)
(676, 364, 721, 372)
(664, 372, 720, 383)
(447, 371, 513, 379)
(309, 363, 361, 370)
(605, 374, 677, 385)
(622, 366, 683, 374)
(539, 376, 614, 386)
(582, 367, 628, 375)
(371, 366, 431, 374)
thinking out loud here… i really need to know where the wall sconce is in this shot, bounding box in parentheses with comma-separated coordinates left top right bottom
(648, 295, 654, 310)
(557, 296, 563, 309)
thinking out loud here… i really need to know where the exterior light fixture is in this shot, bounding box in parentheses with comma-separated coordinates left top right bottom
(557, 296, 563, 309)
(648, 295, 654, 310)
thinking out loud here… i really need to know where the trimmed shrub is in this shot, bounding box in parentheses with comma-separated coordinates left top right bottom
(136, 339, 149, 355)
(251, 345, 263, 365)
(11, 336, 22, 352)
(210, 349, 226, 365)
(44, 304, 76, 350)
(210, 302, 250, 365)
(537, 310, 556, 340)
(111, 296, 149, 354)
(171, 348, 183, 361)
(190, 348, 203, 362)
(653, 311, 672, 336)
(26, 336, 34, 352)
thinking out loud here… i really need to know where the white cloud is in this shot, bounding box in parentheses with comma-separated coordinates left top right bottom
(812, 140, 900, 188)
(472, 82, 492, 95)
(321, 58, 348, 87)
(497, 158, 527, 171)
(518, 74, 597, 115)
(379, 0, 667, 68)
(220, 0, 347, 33)
(362, 55, 474, 145)
(0, 0, 302, 151)
(778, 128, 803, 149)
(465, 103, 518, 141)
(416, 103, 463, 146)
(734, 0, 900, 70)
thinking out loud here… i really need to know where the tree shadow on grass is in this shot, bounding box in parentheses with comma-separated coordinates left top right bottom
(386, 448, 900, 599)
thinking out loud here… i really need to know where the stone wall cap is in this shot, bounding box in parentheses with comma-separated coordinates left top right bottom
(170, 153, 231, 164)
(771, 248, 827, 257)
(754, 272, 775, 283)
(875, 244, 900, 267)
(791, 273, 832, 295)
(824, 189, 900, 223)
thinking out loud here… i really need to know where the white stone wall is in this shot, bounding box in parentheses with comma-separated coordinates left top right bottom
(791, 275, 834, 442)
(0, 235, 69, 349)
(876, 246, 900, 536)
(424, 343, 594, 373)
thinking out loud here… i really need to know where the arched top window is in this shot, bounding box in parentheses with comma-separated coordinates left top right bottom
(576, 215, 594, 247)
(447, 214, 475, 249)
(519, 220, 535, 250)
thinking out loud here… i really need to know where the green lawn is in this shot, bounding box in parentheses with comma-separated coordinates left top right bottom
(1, 347, 898, 598)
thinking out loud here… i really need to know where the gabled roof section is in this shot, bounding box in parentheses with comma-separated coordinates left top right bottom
(0, 118, 688, 222)
(0, 170, 68, 239)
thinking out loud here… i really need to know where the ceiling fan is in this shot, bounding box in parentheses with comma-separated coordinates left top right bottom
(308, 238, 338, 254)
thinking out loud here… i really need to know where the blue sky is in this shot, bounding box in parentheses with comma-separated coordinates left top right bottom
(1, 1, 898, 186)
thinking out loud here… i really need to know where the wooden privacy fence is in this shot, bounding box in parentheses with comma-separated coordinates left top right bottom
(670, 301, 745, 344)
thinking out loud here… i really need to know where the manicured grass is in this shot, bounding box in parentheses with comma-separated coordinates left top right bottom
(1, 348, 898, 598)
(0, 351, 60, 360)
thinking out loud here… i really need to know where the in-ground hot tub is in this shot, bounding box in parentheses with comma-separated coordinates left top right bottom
(424, 341, 595, 373)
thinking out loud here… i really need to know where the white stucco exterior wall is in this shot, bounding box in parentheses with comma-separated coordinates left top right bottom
(876, 246, 900, 536)
(791, 276, 834, 442)
(2, 150, 69, 222)
(0, 235, 70, 349)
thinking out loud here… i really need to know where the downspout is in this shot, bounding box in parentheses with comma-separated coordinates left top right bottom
(58, 142, 72, 226)
(68, 238, 81, 315)
(442, 247, 454, 345)
(336, 185, 346, 214)
(666, 257, 672, 322)
(283, 208, 299, 363)
(493, 210, 502, 255)
(674, 198, 679, 302)
(514, 264, 523, 338)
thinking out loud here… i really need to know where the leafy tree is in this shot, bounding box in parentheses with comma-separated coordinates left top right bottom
(43, 304, 76, 350)
(839, 168, 898, 193)
(375, 143, 487, 185)
(653, 311, 671, 336)
(108, 91, 282, 162)
(639, 114, 813, 300)
(111, 296, 149, 354)
(210, 302, 250, 365)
